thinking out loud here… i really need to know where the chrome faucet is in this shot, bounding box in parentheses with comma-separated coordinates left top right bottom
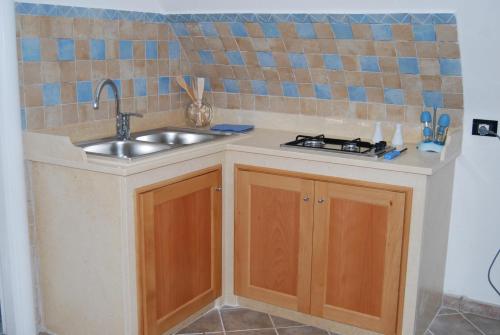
(92, 79, 143, 141)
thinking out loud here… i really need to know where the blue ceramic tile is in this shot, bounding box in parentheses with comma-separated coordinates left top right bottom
(183, 75, 191, 87)
(422, 91, 444, 108)
(323, 54, 343, 70)
(76, 81, 93, 103)
(331, 23, 353, 39)
(229, 22, 248, 37)
(412, 14, 433, 25)
(394, 13, 412, 23)
(256, 51, 276, 67)
(360, 56, 380, 72)
(204, 78, 211, 91)
(251, 80, 268, 95)
(288, 53, 308, 68)
(413, 24, 436, 41)
(314, 83, 332, 100)
(398, 57, 419, 74)
(42, 83, 61, 106)
(384, 88, 405, 105)
(134, 78, 147, 97)
(292, 14, 309, 23)
(371, 24, 393, 41)
(57, 39, 75, 61)
(146, 40, 158, 59)
(282, 82, 299, 97)
(226, 51, 245, 65)
(90, 39, 105, 60)
(21, 38, 41, 62)
(20, 108, 27, 130)
(199, 22, 218, 37)
(223, 79, 240, 93)
(348, 86, 367, 102)
(106, 80, 121, 99)
(158, 76, 170, 95)
(310, 14, 328, 23)
(439, 58, 462, 76)
(168, 41, 180, 59)
(199, 50, 215, 64)
(260, 23, 281, 38)
(295, 23, 317, 39)
(171, 23, 189, 36)
(119, 40, 133, 60)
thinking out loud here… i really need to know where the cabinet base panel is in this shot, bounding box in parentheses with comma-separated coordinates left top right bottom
(235, 296, 382, 335)
(161, 299, 223, 335)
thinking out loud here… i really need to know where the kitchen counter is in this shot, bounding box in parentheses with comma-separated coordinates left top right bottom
(25, 123, 461, 335)
(24, 126, 461, 176)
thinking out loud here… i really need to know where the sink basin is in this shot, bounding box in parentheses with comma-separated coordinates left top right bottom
(134, 131, 221, 146)
(80, 140, 172, 159)
(78, 127, 234, 159)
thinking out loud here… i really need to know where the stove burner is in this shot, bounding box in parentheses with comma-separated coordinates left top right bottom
(304, 139, 326, 148)
(341, 142, 360, 152)
(281, 135, 393, 158)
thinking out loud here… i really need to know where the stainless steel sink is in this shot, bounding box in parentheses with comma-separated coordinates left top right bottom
(134, 131, 219, 146)
(79, 140, 172, 159)
(133, 127, 233, 146)
(78, 127, 234, 159)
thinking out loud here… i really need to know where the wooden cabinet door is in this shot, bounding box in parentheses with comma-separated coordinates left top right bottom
(235, 170, 314, 313)
(310, 181, 406, 334)
(136, 167, 222, 335)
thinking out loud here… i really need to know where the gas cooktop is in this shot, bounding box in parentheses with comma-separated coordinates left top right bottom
(280, 134, 394, 157)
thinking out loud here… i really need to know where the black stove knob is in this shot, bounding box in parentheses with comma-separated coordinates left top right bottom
(374, 141, 387, 152)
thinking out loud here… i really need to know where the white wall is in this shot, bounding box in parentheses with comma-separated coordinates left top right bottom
(21, 0, 500, 306)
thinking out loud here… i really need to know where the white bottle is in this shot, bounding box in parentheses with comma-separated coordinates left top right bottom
(372, 122, 383, 143)
(391, 123, 404, 147)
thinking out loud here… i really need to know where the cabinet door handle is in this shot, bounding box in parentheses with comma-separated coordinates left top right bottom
(215, 186, 222, 191)
(317, 198, 325, 204)
(303, 196, 310, 202)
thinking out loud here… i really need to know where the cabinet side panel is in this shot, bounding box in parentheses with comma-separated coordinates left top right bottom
(32, 163, 124, 335)
(249, 185, 300, 296)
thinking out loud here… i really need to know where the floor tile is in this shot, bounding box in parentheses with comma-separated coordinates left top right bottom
(221, 308, 274, 331)
(438, 307, 460, 315)
(277, 326, 329, 335)
(429, 314, 483, 335)
(464, 313, 500, 335)
(177, 309, 223, 334)
(226, 330, 276, 335)
(270, 315, 303, 327)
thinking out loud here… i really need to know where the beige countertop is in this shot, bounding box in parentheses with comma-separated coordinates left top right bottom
(24, 126, 461, 177)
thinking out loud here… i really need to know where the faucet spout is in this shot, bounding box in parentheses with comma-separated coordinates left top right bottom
(93, 78, 141, 141)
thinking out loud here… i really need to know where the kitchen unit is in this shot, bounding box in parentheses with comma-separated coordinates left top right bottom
(235, 166, 409, 334)
(24, 121, 461, 335)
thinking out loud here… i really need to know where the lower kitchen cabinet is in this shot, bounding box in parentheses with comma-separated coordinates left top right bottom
(235, 166, 410, 335)
(311, 181, 406, 334)
(136, 166, 222, 335)
(234, 169, 315, 313)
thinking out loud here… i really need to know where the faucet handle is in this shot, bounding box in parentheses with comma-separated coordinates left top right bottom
(122, 112, 143, 118)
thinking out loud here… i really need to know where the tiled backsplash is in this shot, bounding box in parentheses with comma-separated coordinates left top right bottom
(15, 3, 190, 130)
(15, 3, 463, 131)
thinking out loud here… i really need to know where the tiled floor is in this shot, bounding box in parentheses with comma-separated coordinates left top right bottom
(176, 306, 500, 335)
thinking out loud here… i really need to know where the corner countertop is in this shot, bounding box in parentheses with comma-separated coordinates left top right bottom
(24, 127, 461, 177)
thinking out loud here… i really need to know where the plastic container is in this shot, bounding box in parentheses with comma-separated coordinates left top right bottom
(420, 111, 433, 142)
(422, 127, 433, 142)
(372, 121, 383, 143)
(434, 114, 450, 145)
(391, 123, 404, 147)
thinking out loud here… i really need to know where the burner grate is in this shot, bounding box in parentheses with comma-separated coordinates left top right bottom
(281, 134, 392, 157)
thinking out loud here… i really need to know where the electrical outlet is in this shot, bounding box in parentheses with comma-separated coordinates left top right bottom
(472, 119, 498, 136)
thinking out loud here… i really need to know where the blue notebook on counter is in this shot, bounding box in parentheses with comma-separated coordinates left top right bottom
(210, 124, 254, 133)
